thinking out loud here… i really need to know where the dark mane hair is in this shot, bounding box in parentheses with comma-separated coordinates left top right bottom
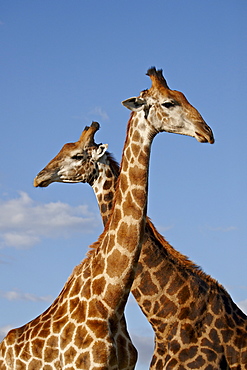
(106, 151, 120, 178)
(145, 217, 225, 290)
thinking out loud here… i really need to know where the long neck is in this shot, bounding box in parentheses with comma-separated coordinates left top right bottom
(94, 112, 155, 312)
(107, 112, 152, 255)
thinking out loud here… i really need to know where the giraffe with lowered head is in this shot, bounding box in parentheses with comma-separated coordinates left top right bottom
(0, 68, 214, 369)
(34, 119, 247, 369)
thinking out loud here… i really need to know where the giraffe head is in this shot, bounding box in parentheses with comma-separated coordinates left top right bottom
(122, 67, 214, 144)
(33, 122, 108, 187)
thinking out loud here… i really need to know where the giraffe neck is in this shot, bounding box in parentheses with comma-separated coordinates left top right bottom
(92, 153, 119, 226)
(94, 112, 155, 311)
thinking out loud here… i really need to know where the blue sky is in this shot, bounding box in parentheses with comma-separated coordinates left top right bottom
(0, 1, 246, 368)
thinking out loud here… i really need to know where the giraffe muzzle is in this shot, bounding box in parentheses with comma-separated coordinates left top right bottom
(195, 124, 215, 144)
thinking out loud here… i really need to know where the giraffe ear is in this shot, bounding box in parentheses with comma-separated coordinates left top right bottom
(122, 97, 146, 111)
(92, 144, 108, 161)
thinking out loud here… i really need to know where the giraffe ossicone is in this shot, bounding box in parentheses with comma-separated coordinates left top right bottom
(1, 67, 218, 369)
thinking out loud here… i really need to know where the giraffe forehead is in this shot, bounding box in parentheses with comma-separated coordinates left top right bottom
(62, 142, 78, 153)
(52, 143, 79, 162)
(60, 142, 98, 158)
(142, 87, 188, 104)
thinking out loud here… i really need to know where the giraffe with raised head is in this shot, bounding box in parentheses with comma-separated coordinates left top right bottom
(0, 67, 214, 370)
(34, 119, 247, 369)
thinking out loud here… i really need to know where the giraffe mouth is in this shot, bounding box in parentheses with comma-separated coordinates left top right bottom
(195, 130, 215, 144)
(33, 177, 51, 187)
(34, 175, 85, 187)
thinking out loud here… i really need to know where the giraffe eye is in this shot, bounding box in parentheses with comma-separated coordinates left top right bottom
(162, 101, 175, 109)
(71, 154, 84, 160)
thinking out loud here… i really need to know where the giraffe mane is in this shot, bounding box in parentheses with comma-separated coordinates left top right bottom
(86, 223, 111, 258)
(145, 217, 229, 293)
(105, 151, 120, 178)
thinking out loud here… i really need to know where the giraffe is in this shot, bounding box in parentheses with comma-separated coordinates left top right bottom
(0, 67, 215, 370)
(34, 120, 247, 370)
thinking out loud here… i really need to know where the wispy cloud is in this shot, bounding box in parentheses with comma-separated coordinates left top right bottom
(89, 106, 109, 121)
(72, 106, 109, 122)
(209, 226, 237, 233)
(0, 191, 100, 249)
(0, 289, 53, 303)
(204, 225, 237, 233)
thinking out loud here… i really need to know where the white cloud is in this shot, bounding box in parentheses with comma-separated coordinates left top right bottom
(0, 191, 100, 249)
(3, 233, 40, 248)
(238, 299, 247, 315)
(206, 225, 237, 232)
(0, 289, 52, 303)
(89, 106, 109, 121)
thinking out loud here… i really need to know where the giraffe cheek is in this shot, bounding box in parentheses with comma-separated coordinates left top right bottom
(157, 112, 163, 122)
